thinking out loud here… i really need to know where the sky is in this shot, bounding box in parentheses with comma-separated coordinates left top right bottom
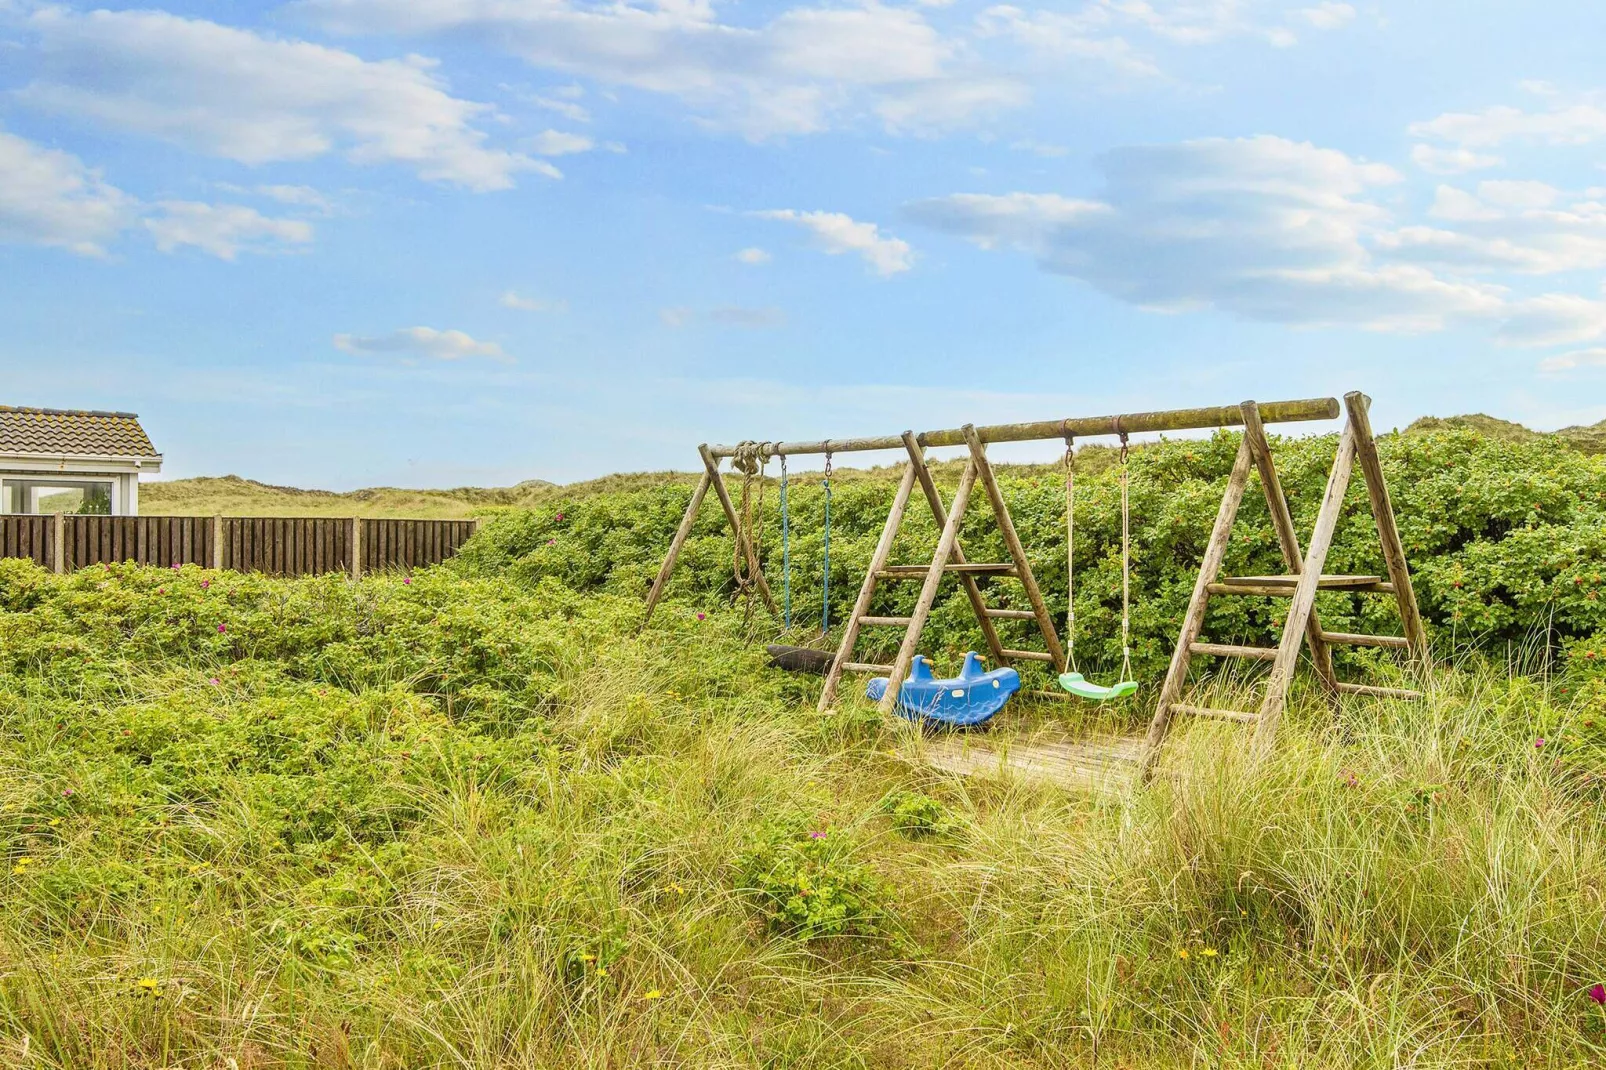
(3, 0, 1606, 487)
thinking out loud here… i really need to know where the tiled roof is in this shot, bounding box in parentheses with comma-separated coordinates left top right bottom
(0, 406, 160, 458)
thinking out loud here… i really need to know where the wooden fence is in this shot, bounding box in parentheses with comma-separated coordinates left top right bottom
(0, 515, 480, 578)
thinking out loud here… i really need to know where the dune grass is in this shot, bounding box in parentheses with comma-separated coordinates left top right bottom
(0, 559, 1603, 1067)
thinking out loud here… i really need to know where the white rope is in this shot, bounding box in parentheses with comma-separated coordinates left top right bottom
(1119, 432, 1133, 683)
(1063, 437, 1077, 673)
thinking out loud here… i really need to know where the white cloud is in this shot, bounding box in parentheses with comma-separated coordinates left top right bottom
(1498, 294, 1606, 347)
(1409, 144, 1503, 175)
(334, 326, 510, 361)
(1538, 346, 1606, 374)
(295, 0, 1021, 138)
(659, 307, 694, 328)
(1297, 3, 1355, 30)
(1378, 181, 1606, 274)
(499, 291, 568, 313)
(753, 209, 913, 275)
(256, 184, 334, 212)
(528, 130, 595, 156)
(735, 247, 772, 264)
(1410, 99, 1606, 150)
(144, 202, 314, 260)
(17, 7, 535, 191)
(905, 135, 1503, 332)
(0, 128, 131, 255)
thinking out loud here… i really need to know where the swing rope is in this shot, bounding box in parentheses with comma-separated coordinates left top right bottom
(779, 453, 791, 629)
(821, 450, 832, 634)
(1118, 430, 1133, 684)
(730, 440, 773, 627)
(1063, 433, 1078, 674)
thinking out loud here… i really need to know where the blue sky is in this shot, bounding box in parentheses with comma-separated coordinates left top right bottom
(3, 1, 1606, 487)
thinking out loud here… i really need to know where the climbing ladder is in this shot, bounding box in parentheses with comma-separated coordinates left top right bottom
(1135, 392, 1429, 780)
(817, 426, 1065, 715)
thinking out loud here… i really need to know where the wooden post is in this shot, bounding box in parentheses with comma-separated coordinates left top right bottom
(1344, 392, 1429, 664)
(51, 511, 65, 574)
(900, 431, 1009, 667)
(961, 424, 1067, 672)
(1240, 401, 1338, 696)
(879, 460, 978, 716)
(1137, 437, 1253, 783)
(1252, 423, 1357, 752)
(698, 444, 778, 620)
(818, 461, 918, 711)
(641, 470, 713, 630)
(211, 515, 224, 570)
(349, 517, 363, 581)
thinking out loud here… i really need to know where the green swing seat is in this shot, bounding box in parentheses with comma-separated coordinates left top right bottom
(1058, 673, 1139, 702)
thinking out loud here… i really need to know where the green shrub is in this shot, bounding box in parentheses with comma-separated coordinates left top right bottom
(879, 789, 955, 838)
(735, 821, 891, 941)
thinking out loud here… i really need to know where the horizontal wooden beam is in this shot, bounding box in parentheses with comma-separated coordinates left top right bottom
(707, 397, 1340, 458)
(1171, 703, 1259, 723)
(1334, 681, 1422, 700)
(1319, 631, 1410, 649)
(1189, 641, 1279, 660)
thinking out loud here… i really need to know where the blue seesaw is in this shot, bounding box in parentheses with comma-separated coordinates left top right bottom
(866, 652, 1021, 727)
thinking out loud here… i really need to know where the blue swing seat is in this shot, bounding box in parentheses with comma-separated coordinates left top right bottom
(866, 652, 1021, 726)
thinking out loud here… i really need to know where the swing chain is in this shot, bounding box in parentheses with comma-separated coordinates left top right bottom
(779, 453, 791, 630)
(821, 451, 833, 634)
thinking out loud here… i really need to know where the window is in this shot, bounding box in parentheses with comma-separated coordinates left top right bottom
(2, 479, 114, 515)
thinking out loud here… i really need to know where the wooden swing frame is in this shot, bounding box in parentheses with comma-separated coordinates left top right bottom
(642, 392, 1428, 771)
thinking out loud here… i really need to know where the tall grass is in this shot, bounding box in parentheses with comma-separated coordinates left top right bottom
(0, 562, 1603, 1067)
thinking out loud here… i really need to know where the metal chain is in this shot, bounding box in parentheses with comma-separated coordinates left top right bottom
(779, 453, 791, 630)
(821, 450, 833, 634)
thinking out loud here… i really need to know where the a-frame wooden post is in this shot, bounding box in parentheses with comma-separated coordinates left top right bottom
(961, 424, 1066, 673)
(698, 444, 778, 622)
(1137, 437, 1254, 783)
(1345, 392, 1430, 664)
(902, 431, 1009, 667)
(640, 469, 712, 630)
(1139, 394, 1429, 781)
(818, 461, 918, 712)
(1240, 401, 1339, 698)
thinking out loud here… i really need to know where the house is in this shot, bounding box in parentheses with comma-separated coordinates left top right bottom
(0, 406, 162, 516)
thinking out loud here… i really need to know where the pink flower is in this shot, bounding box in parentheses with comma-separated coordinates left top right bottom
(1535, 737, 1546, 749)
(157, 588, 165, 595)
(808, 831, 826, 840)
(217, 624, 227, 634)
(201, 579, 210, 590)
(695, 612, 706, 621)
(171, 562, 181, 571)
(62, 789, 74, 798)
(1589, 983, 1606, 1005)
(403, 577, 412, 585)
(546, 539, 556, 546)
(209, 678, 220, 686)
(556, 513, 565, 521)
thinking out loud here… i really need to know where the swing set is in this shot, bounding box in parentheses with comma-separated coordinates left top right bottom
(643, 393, 1429, 777)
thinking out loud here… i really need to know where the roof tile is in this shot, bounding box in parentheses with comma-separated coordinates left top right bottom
(0, 406, 160, 458)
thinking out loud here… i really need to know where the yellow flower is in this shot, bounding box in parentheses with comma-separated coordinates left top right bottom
(669, 883, 685, 895)
(643, 989, 663, 1000)
(597, 967, 609, 978)
(1202, 948, 1219, 958)
(1176, 949, 1189, 960)
(136, 977, 160, 995)
(48, 818, 62, 828)
(11, 857, 34, 875)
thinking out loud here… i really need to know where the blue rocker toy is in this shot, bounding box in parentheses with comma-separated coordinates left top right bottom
(866, 652, 1021, 727)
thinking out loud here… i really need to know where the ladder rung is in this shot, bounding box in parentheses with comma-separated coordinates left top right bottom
(1189, 642, 1278, 661)
(1208, 580, 1394, 597)
(857, 616, 912, 627)
(1224, 574, 1384, 589)
(878, 562, 1018, 578)
(1171, 703, 1259, 723)
(1000, 649, 1056, 663)
(1334, 682, 1422, 700)
(985, 608, 1037, 620)
(842, 661, 894, 673)
(1319, 631, 1409, 649)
